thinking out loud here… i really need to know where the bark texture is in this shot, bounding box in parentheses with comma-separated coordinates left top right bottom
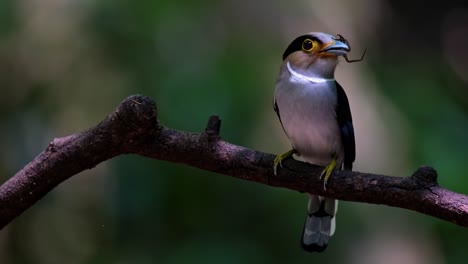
(0, 95, 467, 229)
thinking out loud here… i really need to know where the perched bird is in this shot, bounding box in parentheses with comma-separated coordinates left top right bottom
(273, 32, 356, 252)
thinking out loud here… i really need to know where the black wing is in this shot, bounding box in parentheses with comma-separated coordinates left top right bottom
(273, 99, 281, 121)
(273, 99, 286, 133)
(335, 81, 355, 170)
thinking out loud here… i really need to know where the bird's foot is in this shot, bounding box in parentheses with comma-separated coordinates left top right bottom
(320, 156, 337, 190)
(273, 149, 296, 175)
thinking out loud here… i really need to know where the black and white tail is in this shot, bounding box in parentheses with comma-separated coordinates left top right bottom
(301, 194, 338, 252)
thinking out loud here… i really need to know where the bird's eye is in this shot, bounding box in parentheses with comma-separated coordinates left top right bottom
(302, 39, 315, 52)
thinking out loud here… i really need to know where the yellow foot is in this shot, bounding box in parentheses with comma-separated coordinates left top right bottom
(320, 156, 337, 190)
(273, 149, 296, 175)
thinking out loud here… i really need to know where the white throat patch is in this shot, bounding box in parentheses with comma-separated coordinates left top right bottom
(286, 61, 335, 84)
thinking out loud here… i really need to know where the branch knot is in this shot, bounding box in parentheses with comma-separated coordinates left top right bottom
(202, 115, 221, 142)
(412, 166, 438, 187)
(114, 95, 158, 133)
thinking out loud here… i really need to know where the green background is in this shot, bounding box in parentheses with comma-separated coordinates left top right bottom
(1, 1, 467, 263)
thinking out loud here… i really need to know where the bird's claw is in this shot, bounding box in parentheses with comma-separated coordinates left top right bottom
(273, 149, 296, 175)
(320, 157, 337, 191)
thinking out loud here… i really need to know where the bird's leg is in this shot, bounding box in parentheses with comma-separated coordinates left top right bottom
(320, 154, 337, 190)
(273, 149, 297, 175)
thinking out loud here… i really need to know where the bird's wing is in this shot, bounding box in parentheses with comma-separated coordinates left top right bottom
(273, 99, 287, 134)
(273, 99, 281, 121)
(335, 81, 355, 170)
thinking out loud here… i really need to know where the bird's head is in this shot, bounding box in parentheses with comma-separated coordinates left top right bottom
(282, 32, 350, 79)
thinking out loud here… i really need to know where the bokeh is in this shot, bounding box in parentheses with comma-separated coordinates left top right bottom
(1, 1, 467, 263)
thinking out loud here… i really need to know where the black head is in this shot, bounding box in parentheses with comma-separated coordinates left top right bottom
(282, 34, 321, 60)
(281, 32, 350, 61)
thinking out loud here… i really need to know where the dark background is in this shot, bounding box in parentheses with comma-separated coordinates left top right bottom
(1, 1, 467, 263)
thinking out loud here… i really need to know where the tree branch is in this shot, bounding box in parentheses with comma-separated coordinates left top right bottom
(1, 95, 467, 229)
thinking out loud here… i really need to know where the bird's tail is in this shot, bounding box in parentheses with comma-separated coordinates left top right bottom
(301, 194, 338, 252)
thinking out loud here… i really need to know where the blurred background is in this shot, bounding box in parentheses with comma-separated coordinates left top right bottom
(1, 0, 467, 263)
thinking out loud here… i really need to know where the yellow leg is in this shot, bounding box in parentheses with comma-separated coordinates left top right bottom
(320, 156, 337, 190)
(273, 149, 296, 175)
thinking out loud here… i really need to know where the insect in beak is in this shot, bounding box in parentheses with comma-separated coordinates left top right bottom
(335, 34, 366, 63)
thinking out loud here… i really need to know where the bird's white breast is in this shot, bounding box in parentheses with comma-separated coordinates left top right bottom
(275, 76, 343, 166)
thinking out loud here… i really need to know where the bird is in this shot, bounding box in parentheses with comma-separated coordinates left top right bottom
(273, 32, 356, 252)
